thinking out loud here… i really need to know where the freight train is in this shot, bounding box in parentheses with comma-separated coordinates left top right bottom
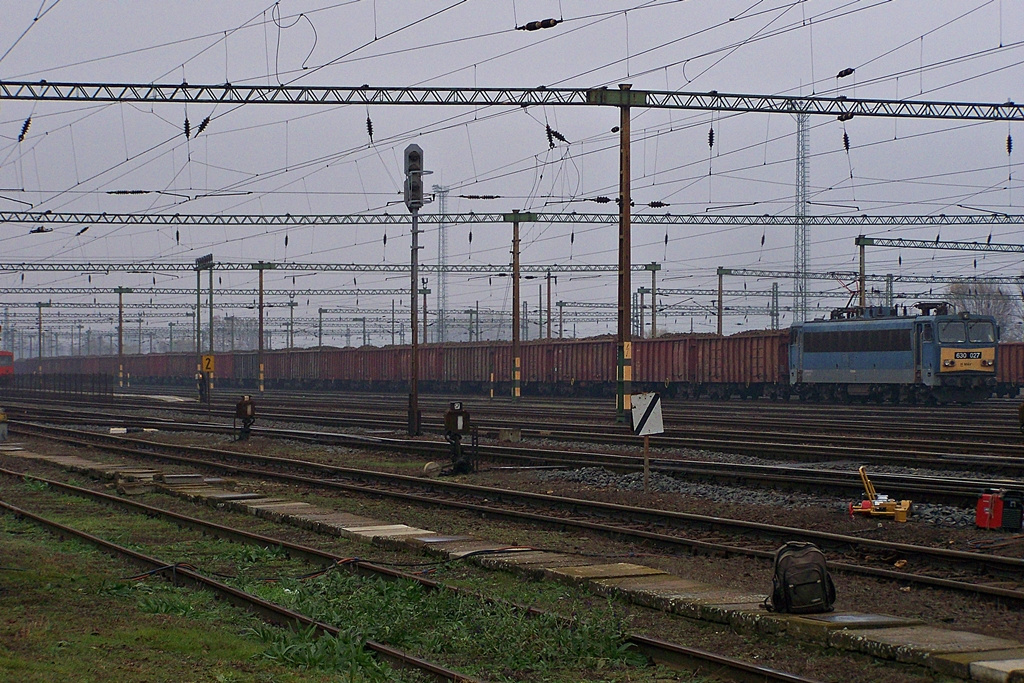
(0, 350, 12, 384)
(12, 303, 1010, 403)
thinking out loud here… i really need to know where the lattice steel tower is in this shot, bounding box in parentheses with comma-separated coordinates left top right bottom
(432, 185, 449, 342)
(794, 112, 810, 322)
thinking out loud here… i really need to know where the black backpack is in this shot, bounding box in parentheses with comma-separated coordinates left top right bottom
(765, 541, 836, 614)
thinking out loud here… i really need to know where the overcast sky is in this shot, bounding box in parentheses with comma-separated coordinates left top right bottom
(1, 0, 1022, 344)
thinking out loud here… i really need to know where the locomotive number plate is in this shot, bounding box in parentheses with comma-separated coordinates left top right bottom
(954, 351, 982, 359)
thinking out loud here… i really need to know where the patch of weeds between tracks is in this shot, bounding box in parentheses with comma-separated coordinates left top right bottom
(20, 476, 49, 492)
(248, 623, 407, 681)
(239, 570, 650, 682)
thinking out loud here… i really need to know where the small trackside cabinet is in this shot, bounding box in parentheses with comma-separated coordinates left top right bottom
(1002, 492, 1023, 531)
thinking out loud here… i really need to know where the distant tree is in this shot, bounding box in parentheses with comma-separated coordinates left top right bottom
(945, 282, 1023, 341)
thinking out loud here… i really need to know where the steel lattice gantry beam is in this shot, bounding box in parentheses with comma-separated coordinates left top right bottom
(855, 236, 1024, 253)
(719, 267, 1024, 285)
(0, 262, 649, 274)
(0, 301, 302, 310)
(0, 287, 407, 296)
(656, 287, 932, 299)
(5, 211, 1024, 227)
(2, 81, 1024, 120)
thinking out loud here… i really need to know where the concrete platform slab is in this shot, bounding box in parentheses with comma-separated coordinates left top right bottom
(787, 612, 925, 642)
(478, 550, 587, 569)
(441, 541, 517, 559)
(345, 524, 432, 539)
(930, 649, 1024, 680)
(547, 563, 668, 585)
(247, 500, 316, 510)
(411, 535, 476, 544)
(157, 473, 205, 484)
(832, 626, 1023, 667)
(202, 491, 267, 501)
(970, 657, 1024, 683)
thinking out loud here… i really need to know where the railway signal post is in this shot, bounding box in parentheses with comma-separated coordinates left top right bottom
(405, 144, 428, 435)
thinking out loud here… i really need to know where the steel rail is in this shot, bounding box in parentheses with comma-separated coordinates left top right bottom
(0, 497, 480, 683)
(7, 402, 1023, 506)
(11, 422, 1024, 603)
(0, 466, 818, 683)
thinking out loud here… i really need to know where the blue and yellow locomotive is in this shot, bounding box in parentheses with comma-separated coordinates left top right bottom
(789, 302, 998, 403)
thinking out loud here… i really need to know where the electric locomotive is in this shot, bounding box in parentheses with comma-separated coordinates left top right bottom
(789, 302, 998, 403)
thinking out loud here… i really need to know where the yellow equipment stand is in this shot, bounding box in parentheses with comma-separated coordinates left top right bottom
(851, 466, 912, 523)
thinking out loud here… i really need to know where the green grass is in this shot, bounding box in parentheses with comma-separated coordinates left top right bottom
(241, 569, 650, 682)
(0, 515, 414, 681)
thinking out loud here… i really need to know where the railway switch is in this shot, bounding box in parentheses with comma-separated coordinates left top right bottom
(444, 401, 475, 474)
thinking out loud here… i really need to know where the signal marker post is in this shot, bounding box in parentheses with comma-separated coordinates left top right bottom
(631, 392, 664, 494)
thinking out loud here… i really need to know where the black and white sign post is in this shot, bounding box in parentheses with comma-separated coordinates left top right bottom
(630, 392, 664, 494)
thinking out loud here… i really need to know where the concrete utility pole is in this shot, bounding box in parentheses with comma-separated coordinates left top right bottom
(645, 262, 661, 338)
(505, 210, 535, 400)
(433, 184, 449, 342)
(252, 261, 275, 393)
(36, 301, 51, 371)
(615, 83, 634, 423)
(794, 112, 809, 323)
(114, 287, 131, 387)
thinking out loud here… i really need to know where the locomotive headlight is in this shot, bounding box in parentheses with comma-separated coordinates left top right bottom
(943, 359, 955, 367)
(982, 359, 994, 367)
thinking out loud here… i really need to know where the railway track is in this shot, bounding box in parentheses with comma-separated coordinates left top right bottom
(6, 401, 1024, 508)
(0, 466, 819, 683)
(11, 421, 1024, 604)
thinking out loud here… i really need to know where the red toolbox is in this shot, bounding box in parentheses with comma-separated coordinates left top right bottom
(976, 492, 1004, 529)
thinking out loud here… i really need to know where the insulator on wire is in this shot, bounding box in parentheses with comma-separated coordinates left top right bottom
(468, 231, 473, 243)
(648, 201, 667, 208)
(592, 196, 611, 203)
(549, 127, 568, 144)
(708, 127, 715, 149)
(836, 67, 855, 78)
(570, 231, 574, 244)
(517, 18, 559, 31)
(285, 234, 289, 247)
(1008, 134, 1014, 155)
(184, 117, 191, 139)
(366, 116, 374, 142)
(175, 230, 180, 244)
(382, 233, 387, 246)
(843, 131, 850, 152)
(546, 125, 554, 149)
(195, 116, 210, 136)
(18, 117, 31, 142)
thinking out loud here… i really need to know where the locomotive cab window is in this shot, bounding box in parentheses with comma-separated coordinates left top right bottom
(968, 321, 996, 343)
(0, 355, 11, 367)
(920, 326, 933, 343)
(938, 321, 966, 343)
